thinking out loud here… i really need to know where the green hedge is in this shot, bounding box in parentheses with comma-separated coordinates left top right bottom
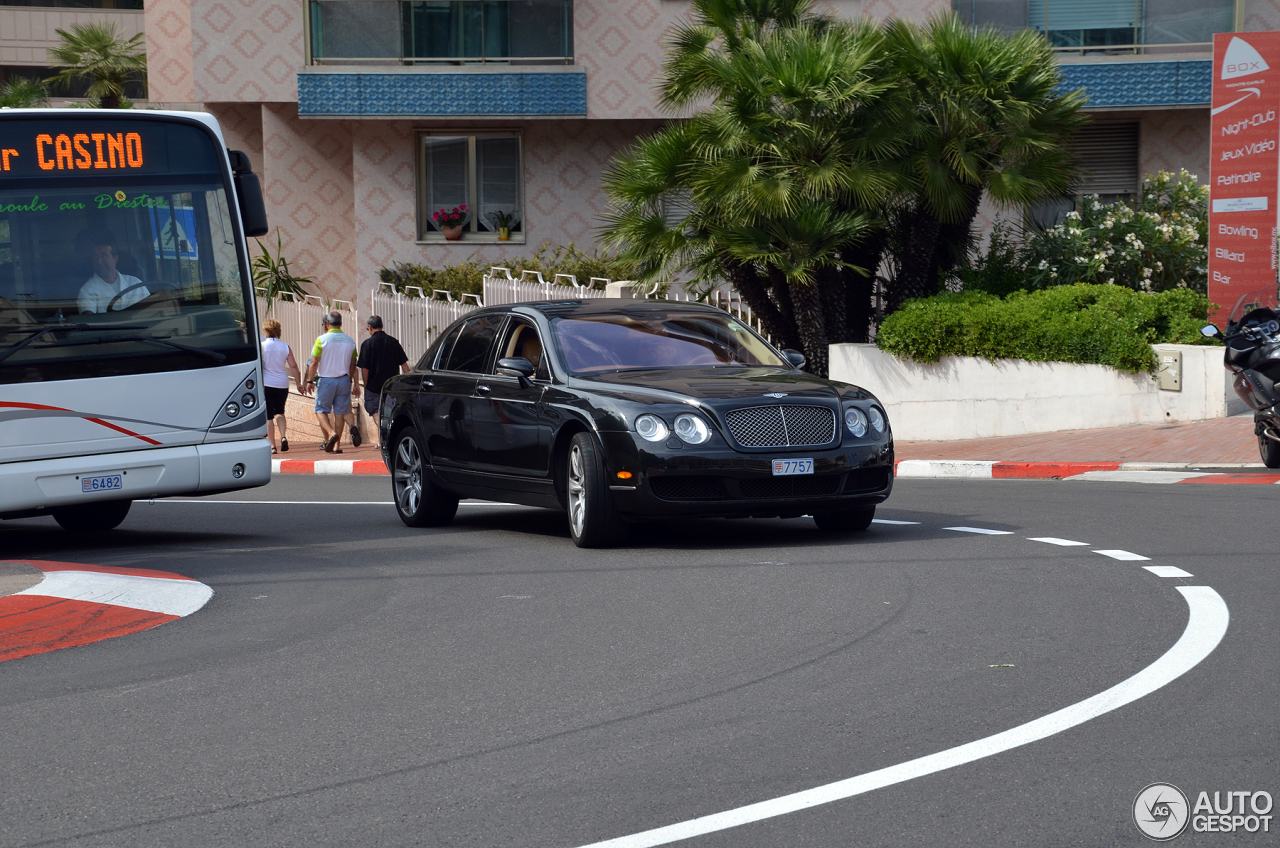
(875, 284, 1215, 374)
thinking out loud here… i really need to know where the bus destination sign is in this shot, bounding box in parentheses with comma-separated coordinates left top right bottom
(0, 119, 220, 179)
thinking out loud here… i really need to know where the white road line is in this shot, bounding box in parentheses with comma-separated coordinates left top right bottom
(1144, 565, 1194, 578)
(573, 586, 1229, 848)
(871, 519, 921, 525)
(944, 527, 1014, 535)
(145, 500, 523, 507)
(1027, 537, 1090, 546)
(1094, 550, 1151, 562)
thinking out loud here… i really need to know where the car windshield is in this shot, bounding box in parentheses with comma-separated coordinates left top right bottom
(551, 309, 787, 374)
(0, 118, 254, 383)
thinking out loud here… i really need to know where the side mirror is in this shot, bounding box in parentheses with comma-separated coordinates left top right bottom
(1201, 324, 1223, 340)
(783, 349, 806, 369)
(497, 356, 535, 387)
(228, 149, 269, 237)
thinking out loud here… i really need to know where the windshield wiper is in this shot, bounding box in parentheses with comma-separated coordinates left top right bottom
(10, 332, 227, 364)
(0, 323, 148, 364)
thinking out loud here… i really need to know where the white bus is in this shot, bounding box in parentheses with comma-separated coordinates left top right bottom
(0, 110, 272, 531)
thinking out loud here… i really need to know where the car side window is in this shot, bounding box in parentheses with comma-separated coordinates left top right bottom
(442, 315, 504, 374)
(495, 319, 550, 381)
(431, 323, 465, 370)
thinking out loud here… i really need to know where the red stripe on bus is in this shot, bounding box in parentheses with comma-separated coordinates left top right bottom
(0, 401, 162, 445)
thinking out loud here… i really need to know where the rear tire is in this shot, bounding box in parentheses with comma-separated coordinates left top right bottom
(52, 499, 132, 532)
(391, 429, 458, 527)
(812, 505, 875, 532)
(1260, 433, 1280, 469)
(565, 432, 628, 548)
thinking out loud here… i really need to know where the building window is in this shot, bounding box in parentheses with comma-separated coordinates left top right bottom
(417, 131, 523, 243)
(1029, 122, 1138, 227)
(954, 1, 1237, 54)
(309, 0, 573, 65)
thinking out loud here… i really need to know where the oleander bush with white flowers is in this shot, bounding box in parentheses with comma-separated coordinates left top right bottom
(960, 169, 1208, 296)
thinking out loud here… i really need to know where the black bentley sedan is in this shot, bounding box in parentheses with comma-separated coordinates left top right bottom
(377, 299, 894, 547)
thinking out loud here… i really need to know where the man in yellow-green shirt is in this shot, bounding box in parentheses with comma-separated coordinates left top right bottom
(302, 311, 360, 453)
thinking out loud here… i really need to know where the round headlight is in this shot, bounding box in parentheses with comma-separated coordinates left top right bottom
(225, 402, 240, 418)
(674, 413, 710, 445)
(868, 406, 885, 434)
(844, 406, 867, 437)
(245, 378, 256, 390)
(241, 392, 256, 408)
(635, 414, 669, 442)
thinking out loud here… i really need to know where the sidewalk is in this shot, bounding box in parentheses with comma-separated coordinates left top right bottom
(267, 413, 1275, 483)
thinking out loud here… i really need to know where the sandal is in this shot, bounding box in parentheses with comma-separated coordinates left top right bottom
(332, 448, 343, 454)
(280, 438, 289, 452)
(271, 447, 278, 454)
(351, 429, 362, 448)
(323, 434, 339, 453)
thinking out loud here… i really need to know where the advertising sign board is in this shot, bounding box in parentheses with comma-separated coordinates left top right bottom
(1210, 33, 1280, 321)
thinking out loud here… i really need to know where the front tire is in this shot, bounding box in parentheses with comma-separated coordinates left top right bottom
(392, 429, 458, 527)
(812, 505, 875, 533)
(52, 499, 132, 532)
(565, 432, 627, 548)
(1260, 432, 1280, 469)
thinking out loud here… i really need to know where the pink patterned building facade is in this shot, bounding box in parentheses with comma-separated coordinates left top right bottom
(129, 0, 1280, 303)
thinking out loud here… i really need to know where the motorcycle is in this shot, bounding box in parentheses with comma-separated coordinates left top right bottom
(1203, 285, 1280, 468)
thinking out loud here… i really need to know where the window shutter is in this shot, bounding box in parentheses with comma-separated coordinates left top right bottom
(1027, 0, 1141, 31)
(1075, 123, 1139, 196)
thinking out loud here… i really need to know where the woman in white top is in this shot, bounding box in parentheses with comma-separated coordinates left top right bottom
(261, 319, 303, 454)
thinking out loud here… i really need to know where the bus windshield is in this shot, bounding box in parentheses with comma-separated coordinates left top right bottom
(0, 116, 254, 384)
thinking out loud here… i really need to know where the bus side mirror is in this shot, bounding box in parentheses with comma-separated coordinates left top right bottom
(228, 149, 269, 238)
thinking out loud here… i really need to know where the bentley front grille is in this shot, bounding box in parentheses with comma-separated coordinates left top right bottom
(724, 405, 837, 448)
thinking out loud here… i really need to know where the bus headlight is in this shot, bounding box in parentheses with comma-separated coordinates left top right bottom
(225, 402, 240, 418)
(241, 393, 256, 409)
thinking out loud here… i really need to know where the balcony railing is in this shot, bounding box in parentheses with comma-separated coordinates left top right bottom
(307, 0, 573, 66)
(955, 0, 1239, 56)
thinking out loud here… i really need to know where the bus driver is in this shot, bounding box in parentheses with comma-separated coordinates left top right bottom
(77, 238, 149, 313)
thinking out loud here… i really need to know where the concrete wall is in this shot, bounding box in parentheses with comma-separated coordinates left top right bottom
(830, 343, 1242, 441)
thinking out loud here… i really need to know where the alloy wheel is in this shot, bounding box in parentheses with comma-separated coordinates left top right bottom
(394, 435, 423, 516)
(567, 442, 586, 538)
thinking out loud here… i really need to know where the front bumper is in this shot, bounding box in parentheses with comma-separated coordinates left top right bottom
(0, 440, 271, 518)
(599, 431, 893, 519)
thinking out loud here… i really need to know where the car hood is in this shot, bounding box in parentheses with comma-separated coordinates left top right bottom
(571, 368, 843, 404)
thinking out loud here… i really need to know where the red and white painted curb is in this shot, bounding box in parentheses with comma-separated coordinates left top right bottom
(269, 456, 1278, 484)
(895, 460, 1279, 483)
(0, 560, 213, 662)
(272, 458, 388, 475)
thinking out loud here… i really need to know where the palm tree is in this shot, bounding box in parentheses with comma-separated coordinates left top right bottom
(0, 76, 50, 109)
(46, 21, 146, 109)
(883, 16, 1086, 310)
(604, 0, 907, 375)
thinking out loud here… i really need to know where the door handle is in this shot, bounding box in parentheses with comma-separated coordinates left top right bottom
(476, 384, 491, 394)
(423, 380, 434, 388)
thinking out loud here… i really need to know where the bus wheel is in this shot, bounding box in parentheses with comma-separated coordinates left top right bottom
(52, 499, 133, 533)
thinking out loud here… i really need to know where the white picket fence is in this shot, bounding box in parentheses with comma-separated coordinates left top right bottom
(257, 271, 768, 369)
(255, 293, 358, 367)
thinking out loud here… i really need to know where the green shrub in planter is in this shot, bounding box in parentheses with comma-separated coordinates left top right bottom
(876, 284, 1215, 374)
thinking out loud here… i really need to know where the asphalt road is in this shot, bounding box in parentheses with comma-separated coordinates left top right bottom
(0, 476, 1275, 847)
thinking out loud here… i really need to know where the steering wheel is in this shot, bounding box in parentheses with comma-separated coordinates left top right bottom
(107, 282, 154, 312)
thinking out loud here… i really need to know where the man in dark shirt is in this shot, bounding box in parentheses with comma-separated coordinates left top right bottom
(357, 315, 410, 432)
